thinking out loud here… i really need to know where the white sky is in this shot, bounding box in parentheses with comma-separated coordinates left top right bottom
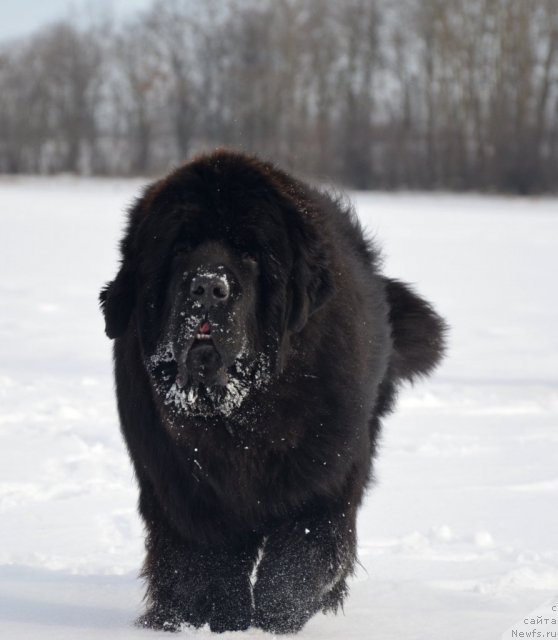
(1, 0, 153, 40)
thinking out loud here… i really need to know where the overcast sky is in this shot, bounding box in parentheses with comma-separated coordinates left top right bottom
(1, 0, 153, 40)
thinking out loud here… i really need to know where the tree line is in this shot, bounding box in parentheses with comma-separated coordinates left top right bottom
(1, 0, 557, 193)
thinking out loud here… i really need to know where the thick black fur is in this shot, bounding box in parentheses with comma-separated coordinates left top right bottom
(100, 150, 446, 634)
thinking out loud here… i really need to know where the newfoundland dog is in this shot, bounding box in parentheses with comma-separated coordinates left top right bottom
(100, 150, 446, 633)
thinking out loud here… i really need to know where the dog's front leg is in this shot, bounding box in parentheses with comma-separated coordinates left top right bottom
(138, 523, 260, 632)
(253, 507, 357, 634)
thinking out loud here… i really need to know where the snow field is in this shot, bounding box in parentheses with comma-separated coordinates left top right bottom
(0, 177, 557, 639)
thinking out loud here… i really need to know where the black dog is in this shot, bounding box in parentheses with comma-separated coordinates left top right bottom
(100, 150, 446, 633)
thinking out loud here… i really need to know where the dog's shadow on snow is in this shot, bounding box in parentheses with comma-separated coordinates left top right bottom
(0, 565, 142, 630)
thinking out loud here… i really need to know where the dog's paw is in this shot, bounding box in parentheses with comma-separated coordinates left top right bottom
(253, 582, 319, 634)
(253, 606, 311, 635)
(207, 577, 253, 633)
(209, 607, 251, 633)
(135, 608, 182, 632)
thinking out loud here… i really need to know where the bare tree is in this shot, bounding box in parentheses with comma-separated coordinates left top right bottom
(1, 0, 558, 193)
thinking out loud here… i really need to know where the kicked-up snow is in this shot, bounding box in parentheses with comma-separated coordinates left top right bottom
(0, 177, 557, 639)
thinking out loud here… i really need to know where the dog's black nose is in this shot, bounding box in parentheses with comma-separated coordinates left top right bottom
(190, 273, 230, 307)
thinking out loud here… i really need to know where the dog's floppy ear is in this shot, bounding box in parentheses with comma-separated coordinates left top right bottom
(99, 264, 136, 339)
(288, 234, 335, 333)
(99, 186, 153, 339)
(384, 278, 447, 382)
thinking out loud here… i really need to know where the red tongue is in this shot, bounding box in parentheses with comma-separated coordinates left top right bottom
(199, 321, 211, 335)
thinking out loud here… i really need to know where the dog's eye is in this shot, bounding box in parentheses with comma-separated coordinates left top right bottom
(242, 252, 258, 264)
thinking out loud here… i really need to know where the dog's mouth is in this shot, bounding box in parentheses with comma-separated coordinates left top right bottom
(178, 320, 226, 388)
(192, 320, 213, 346)
(147, 325, 272, 418)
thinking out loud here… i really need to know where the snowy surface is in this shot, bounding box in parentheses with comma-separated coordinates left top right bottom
(0, 177, 557, 639)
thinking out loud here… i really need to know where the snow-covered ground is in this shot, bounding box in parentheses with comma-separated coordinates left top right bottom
(0, 177, 557, 639)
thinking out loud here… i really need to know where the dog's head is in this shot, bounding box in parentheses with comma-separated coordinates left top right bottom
(100, 151, 334, 420)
